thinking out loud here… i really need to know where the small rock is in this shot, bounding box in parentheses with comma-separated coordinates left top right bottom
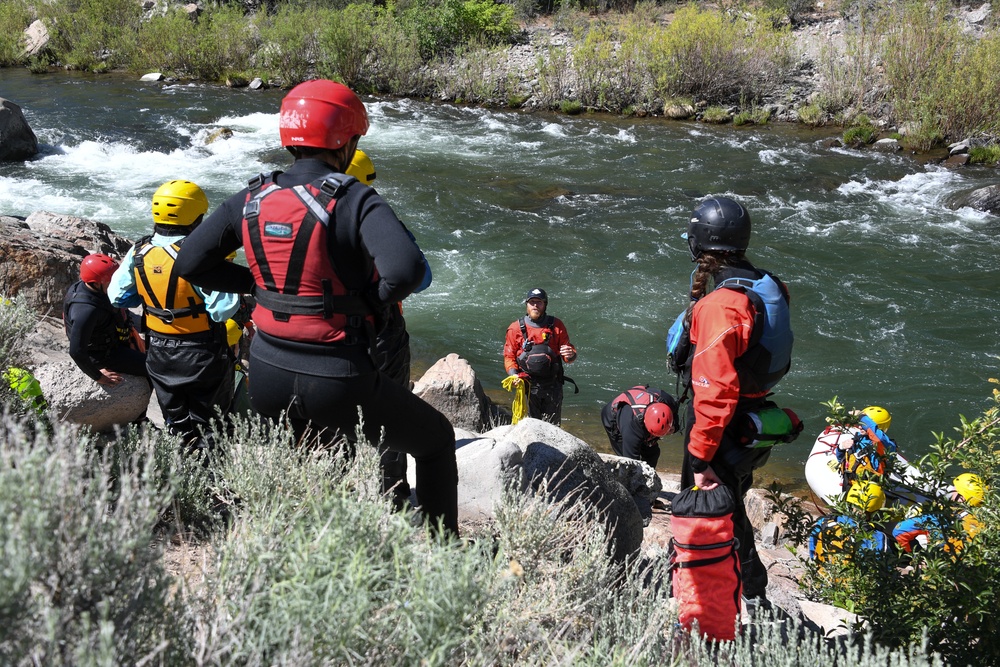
(140, 72, 165, 82)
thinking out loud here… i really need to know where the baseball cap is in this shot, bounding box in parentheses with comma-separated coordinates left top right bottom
(523, 288, 548, 303)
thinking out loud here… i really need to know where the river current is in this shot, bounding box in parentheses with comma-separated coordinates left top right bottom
(2, 69, 999, 487)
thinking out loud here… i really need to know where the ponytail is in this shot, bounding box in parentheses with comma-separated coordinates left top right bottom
(683, 252, 730, 326)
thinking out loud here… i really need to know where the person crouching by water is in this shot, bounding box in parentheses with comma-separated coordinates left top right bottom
(64, 253, 147, 386)
(109, 180, 240, 451)
(503, 288, 578, 425)
(674, 197, 794, 612)
(172, 80, 459, 537)
(601, 385, 679, 468)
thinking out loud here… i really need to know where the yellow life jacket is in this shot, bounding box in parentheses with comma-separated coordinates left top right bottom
(133, 239, 210, 335)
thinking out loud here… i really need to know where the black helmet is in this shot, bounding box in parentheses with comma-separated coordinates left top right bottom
(686, 197, 752, 260)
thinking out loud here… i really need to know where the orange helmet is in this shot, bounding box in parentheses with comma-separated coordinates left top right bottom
(79, 254, 119, 285)
(279, 80, 368, 150)
(644, 402, 674, 438)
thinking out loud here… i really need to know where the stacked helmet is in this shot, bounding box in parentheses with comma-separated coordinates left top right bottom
(643, 402, 675, 438)
(953, 473, 985, 507)
(346, 149, 376, 185)
(847, 480, 885, 512)
(686, 196, 751, 260)
(862, 406, 892, 431)
(80, 254, 119, 285)
(279, 79, 369, 150)
(152, 180, 209, 226)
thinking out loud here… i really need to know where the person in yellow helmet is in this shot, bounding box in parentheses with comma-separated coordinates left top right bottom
(892, 473, 987, 554)
(109, 180, 241, 450)
(346, 148, 431, 510)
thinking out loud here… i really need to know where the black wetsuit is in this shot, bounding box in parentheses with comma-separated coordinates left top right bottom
(63, 280, 147, 381)
(174, 158, 458, 535)
(600, 387, 676, 468)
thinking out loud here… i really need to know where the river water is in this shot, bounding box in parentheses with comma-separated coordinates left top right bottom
(2, 69, 999, 487)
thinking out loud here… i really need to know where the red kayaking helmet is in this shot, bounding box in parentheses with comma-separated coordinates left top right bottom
(79, 253, 119, 286)
(279, 79, 369, 150)
(644, 402, 675, 438)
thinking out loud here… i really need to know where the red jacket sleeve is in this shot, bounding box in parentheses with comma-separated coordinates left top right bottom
(503, 321, 523, 375)
(687, 289, 756, 462)
(550, 317, 576, 363)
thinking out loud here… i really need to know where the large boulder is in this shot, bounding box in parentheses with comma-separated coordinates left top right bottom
(0, 213, 132, 316)
(33, 360, 151, 433)
(953, 183, 1000, 215)
(413, 353, 498, 432)
(0, 98, 38, 162)
(22, 20, 50, 59)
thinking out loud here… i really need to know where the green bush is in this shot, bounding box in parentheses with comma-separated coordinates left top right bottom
(0, 0, 33, 67)
(969, 144, 1000, 165)
(843, 113, 878, 145)
(38, 0, 143, 71)
(0, 415, 191, 664)
(797, 102, 825, 126)
(637, 4, 794, 105)
(701, 105, 730, 123)
(316, 3, 378, 90)
(788, 391, 1000, 666)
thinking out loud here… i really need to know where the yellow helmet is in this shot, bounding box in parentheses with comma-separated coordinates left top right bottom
(346, 149, 376, 186)
(152, 180, 209, 226)
(862, 406, 891, 431)
(953, 473, 985, 507)
(847, 481, 885, 512)
(225, 319, 243, 348)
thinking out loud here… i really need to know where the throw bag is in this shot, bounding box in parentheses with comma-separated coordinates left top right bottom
(669, 485, 741, 641)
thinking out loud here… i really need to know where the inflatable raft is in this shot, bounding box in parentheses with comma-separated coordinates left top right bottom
(805, 424, 928, 506)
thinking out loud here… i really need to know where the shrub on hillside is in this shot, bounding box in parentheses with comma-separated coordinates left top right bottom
(0, 0, 34, 67)
(790, 390, 1000, 666)
(37, 0, 143, 71)
(0, 415, 191, 665)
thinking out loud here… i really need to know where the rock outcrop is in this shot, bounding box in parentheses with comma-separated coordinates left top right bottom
(34, 359, 151, 433)
(0, 98, 38, 162)
(413, 353, 505, 432)
(0, 212, 132, 316)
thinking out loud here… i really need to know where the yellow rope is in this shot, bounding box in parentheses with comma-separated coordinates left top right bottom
(501, 375, 528, 424)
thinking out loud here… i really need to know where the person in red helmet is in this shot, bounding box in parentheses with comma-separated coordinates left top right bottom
(63, 253, 147, 386)
(173, 80, 459, 536)
(668, 196, 796, 612)
(601, 385, 679, 468)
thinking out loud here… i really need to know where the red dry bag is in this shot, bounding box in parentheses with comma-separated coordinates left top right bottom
(668, 485, 742, 641)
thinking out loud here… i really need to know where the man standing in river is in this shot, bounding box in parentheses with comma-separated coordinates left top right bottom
(503, 287, 577, 425)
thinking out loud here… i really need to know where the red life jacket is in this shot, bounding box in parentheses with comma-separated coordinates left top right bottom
(668, 485, 742, 641)
(611, 385, 665, 443)
(241, 173, 375, 344)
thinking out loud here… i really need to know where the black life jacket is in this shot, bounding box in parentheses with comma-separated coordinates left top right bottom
(516, 316, 561, 383)
(62, 280, 130, 353)
(241, 172, 376, 345)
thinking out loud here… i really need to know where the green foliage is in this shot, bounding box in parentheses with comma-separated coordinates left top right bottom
(559, 98, 583, 114)
(969, 144, 1000, 165)
(843, 113, 878, 145)
(796, 102, 825, 126)
(316, 3, 377, 89)
(398, 0, 516, 61)
(38, 0, 143, 71)
(0, 296, 38, 414)
(254, 4, 321, 86)
(762, 0, 815, 25)
(792, 390, 1000, 666)
(0, 0, 33, 67)
(636, 4, 794, 105)
(701, 105, 731, 123)
(0, 414, 191, 664)
(435, 41, 518, 106)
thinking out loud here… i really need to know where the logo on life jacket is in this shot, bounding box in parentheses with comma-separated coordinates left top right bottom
(133, 238, 211, 336)
(241, 172, 375, 345)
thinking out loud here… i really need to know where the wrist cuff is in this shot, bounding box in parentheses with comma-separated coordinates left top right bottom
(690, 456, 709, 473)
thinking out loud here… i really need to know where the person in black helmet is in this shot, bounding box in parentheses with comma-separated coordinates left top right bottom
(672, 196, 794, 611)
